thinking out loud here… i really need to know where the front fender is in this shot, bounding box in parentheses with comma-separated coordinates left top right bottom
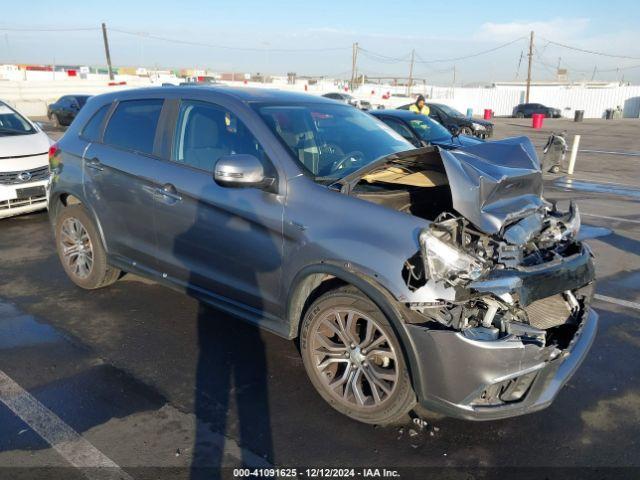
(285, 263, 426, 394)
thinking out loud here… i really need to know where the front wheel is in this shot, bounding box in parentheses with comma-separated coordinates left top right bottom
(300, 287, 416, 425)
(459, 126, 473, 136)
(55, 205, 120, 289)
(515, 112, 525, 118)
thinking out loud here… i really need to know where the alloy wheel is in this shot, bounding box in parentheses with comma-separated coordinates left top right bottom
(60, 217, 94, 279)
(311, 308, 399, 408)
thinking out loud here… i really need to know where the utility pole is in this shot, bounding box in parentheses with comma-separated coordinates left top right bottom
(101, 22, 114, 81)
(525, 30, 534, 103)
(350, 42, 358, 90)
(407, 49, 415, 96)
(452, 65, 456, 88)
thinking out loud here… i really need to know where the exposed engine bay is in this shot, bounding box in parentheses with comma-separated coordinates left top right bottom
(343, 137, 595, 353)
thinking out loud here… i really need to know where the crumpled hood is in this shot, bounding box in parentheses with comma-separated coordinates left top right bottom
(438, 136, 544, 234)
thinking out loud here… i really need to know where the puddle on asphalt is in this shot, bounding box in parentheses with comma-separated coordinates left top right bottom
(578, 225, 613, 241)
(554, 178, 640, 200)
(0, 301, 64, 349)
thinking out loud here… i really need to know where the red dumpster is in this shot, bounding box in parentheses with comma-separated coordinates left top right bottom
(532, 113, 544, 129)
(483, 109, 492, 120)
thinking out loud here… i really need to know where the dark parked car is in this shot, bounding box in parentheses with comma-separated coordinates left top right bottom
(513, 103, 562, 118)
(322, 92, 372, 110)
(48, 87, 596, 425)
(370, 109, 483, 149)
(47, 95, 91, 127)
(399, 102, 493, 138)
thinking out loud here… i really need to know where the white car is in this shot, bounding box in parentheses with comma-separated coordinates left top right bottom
(0, 101, 52, 219)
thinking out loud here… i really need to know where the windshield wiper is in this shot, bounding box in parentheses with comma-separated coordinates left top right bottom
(0, 128, 28, 135)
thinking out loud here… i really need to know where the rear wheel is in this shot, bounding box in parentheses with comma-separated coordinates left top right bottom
(55, 205, 120, 289)
(515, 112, 525, 118)
(300, 287, 416, 425)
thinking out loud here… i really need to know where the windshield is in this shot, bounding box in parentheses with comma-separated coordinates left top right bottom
(255, 103, 412, 180)
(407, 115, 452, 141)
(437, 104, 464, 118)
(0, 104, 36, 135)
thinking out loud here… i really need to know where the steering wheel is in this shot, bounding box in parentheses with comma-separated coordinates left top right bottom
(330, 150, 366, 174)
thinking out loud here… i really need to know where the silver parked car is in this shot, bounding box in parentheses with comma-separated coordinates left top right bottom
(48, 87, 596, 425)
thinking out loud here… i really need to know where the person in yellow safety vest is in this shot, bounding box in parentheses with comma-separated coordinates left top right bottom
(409, 95, 430, 116)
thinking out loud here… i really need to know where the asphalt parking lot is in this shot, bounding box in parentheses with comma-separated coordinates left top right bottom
(1, 116, 639, 479)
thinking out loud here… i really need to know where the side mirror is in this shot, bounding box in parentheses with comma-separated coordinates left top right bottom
(214, 154, 273, 189)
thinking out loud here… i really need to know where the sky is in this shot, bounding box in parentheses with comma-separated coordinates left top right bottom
(1, 0, 640, 85)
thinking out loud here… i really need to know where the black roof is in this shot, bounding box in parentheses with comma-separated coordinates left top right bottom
(99, 85, 338, 105)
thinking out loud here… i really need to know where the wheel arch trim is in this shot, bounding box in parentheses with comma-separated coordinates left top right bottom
(50, 190, 109, 255)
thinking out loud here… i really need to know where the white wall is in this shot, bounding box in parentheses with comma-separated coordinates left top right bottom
(424, 85, 640, 119)
(2, 74, 640, 119)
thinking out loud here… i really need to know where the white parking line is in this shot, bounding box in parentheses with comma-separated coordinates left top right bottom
(583, 212, 640, 225)
(594, 294, 640, 311)
(0, 369, 132, 480)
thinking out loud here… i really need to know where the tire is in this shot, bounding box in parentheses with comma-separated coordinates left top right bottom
(515, 112, 525, 118)
(52, 113, 61, 128)
(300, 287, 416, 425)
(459, 126, 473, 136)
(550, 165, 560, 174)
(55, 205, 120, 289)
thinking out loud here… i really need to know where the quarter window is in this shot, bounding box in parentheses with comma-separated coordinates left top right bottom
(103, 99, 163, 155)
(173, 101, 267, 172)
(81, 104, 110, 142)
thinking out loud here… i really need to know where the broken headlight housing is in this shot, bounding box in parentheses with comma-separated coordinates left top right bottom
(562, 202, 581, 240)
(419, 229, 486, 286)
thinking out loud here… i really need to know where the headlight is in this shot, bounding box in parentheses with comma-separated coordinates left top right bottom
(471, 122, 486, 131)
(419, 230, 486, 285)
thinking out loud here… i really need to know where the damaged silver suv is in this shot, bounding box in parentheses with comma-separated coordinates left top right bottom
(49, 87, 597, 425)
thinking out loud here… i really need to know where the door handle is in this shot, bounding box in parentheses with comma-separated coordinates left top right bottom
(85, 157, 104, 171)
(154, 183, 182, 202)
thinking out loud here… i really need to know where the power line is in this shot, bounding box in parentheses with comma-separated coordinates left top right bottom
(358, 47, 412, 64)
(109, 28, 349, 53)
(540, 37, 640, 60)
(0, 26, 98, 32)
(414, 37, 526, 64)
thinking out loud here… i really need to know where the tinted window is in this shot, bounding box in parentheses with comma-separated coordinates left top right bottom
(406, 116, 451, 141)
(173, 100, 268, 172)
(104, 99, 163, 155)
(381, 117, 415, 141)
(0, 103, 35, 135)
(81, 104, 110, 141)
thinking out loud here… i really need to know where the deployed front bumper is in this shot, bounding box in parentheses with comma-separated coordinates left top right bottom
(403, 245, 597, 420)
(406, 307, 597, 420)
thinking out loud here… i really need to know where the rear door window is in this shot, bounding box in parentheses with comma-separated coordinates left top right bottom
(81, 104, 111, 142)
(103, 99, 163, 155)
